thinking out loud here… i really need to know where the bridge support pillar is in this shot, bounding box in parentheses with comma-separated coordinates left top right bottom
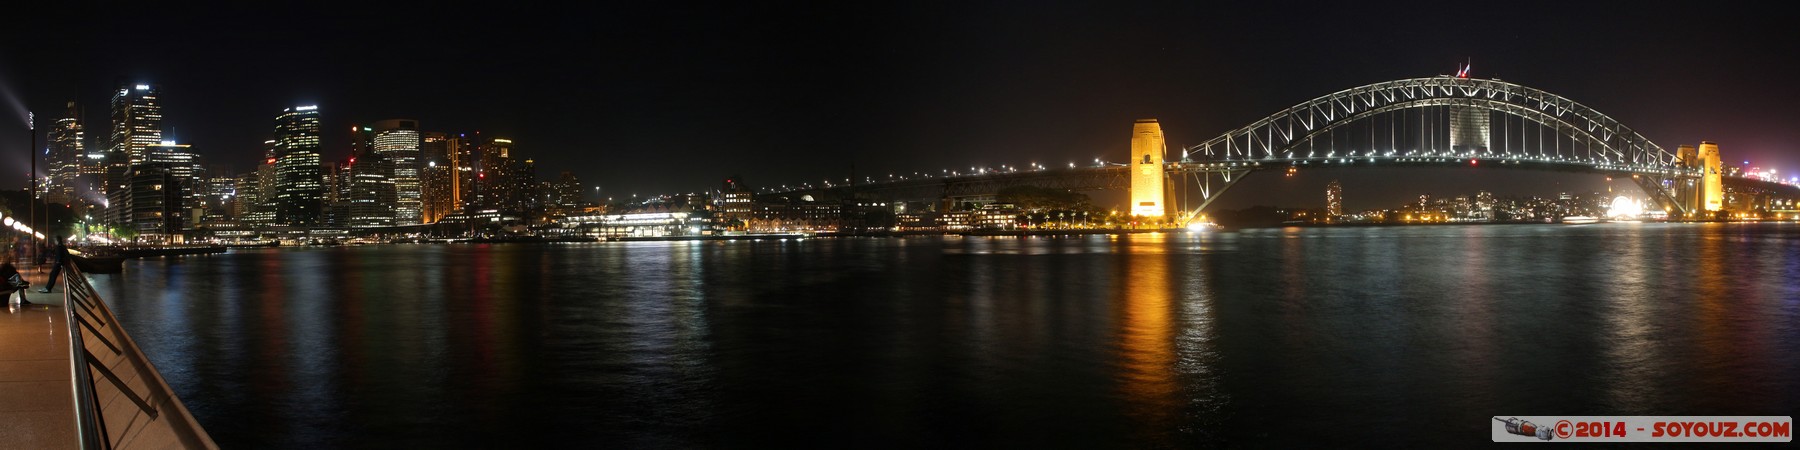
(1700, 141, 1724, 213)
(1130, 119, 1168, 220)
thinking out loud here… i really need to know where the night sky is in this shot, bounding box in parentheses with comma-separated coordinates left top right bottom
(4, 2, 1796, 211)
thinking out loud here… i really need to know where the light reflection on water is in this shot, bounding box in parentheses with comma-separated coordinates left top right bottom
(89, 223, 1800, 448)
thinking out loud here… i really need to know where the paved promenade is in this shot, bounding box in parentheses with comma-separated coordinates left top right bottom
(1, 264, 75, 448)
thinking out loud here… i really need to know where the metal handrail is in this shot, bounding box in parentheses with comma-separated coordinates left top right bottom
(65, 266, 104, 449)
(60, 259, 219, 449)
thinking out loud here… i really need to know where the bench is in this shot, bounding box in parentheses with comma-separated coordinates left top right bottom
(3, 275, 27, 302)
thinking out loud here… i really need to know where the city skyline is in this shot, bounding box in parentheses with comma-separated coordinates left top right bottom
(5, 2, 1800, 209)
(4, 4, 1796, 448)
(11, 73, 1795, 241)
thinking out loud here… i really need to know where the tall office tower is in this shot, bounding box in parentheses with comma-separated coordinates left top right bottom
(477, 137, 516, 208)
(322, 162, 346, 227)
(447, 133, 478, 212)
(1325, 180, 1343, 218)
(79, 121, 107, 206)
(372, 119, 423, 224)
(513, 158, 539, 210)
(143, 143, 200, 182)
(537, 181, 556, 210)
(119, 163, 184, 239)
(343, 147, 396, 228)
(202, 166, 237, 226)
(1449, 106, 1490, 153)
(551, 171, 584, 210)
(249, 140, 277, 225)
(236, 158, 280, 227)
(234, 171, 265, 226)
(104, 84, 164, 224)
(109, 84, 164, 168)
(1129, 119, 1167, 218)
(420, 132, 448, 161)
(719, 176, 752, 226)
(419, 132, 453, 223)
(342, 125, 374, 204)
(47, 102, 84, 205)
(100, 143, 132, 225)
(324, 161, 342, 205)
(145, 141, 202, 230)
(273, 106, 325, 226)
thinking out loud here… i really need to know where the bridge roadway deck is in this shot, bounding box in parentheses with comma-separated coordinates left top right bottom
(1, 263, 76, 448)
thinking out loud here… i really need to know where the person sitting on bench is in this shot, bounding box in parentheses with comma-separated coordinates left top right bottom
(1, 262, 28, 305)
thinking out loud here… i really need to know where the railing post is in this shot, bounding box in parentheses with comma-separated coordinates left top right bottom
(64, 259, 107, 449)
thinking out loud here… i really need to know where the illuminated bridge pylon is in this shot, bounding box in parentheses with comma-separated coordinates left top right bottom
(1172, 76, 1701, 222)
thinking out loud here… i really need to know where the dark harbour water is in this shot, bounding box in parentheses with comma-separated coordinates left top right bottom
(91, 223, 1800, 448)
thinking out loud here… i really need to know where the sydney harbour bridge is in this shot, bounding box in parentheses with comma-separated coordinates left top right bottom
(767, 76, 1800, 222)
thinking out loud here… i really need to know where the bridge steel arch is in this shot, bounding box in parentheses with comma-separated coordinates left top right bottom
(1184, 77, 1683, 168)
(1174, 77, 1701, 220)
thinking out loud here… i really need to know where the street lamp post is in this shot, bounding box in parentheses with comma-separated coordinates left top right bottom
(27, 111, 38, 265)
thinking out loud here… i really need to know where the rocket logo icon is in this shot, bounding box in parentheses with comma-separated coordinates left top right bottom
(1496, 417, 1554, 440)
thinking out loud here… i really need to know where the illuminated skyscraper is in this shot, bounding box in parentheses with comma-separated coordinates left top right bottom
(273, 106, 324, 226)
(342, 151, 396, 228)
(551, 171, 585, 210)
(200, 166, 237, 227)
(1325, 180, 1343, 219)
(109, 84, 163, 168)
(419, 132, 454, 223)
(340, 125, 374, 206)
(103, 84, 164, 225)
(720, 176, 752, 227)
(515, 158, 539, 210)
(1129, 119, 1167, 218)
(447, 133, 479, 212)
(47, 102, 84, 205)
(373, 119, 423, 223)
(340, 123, 396, 227)
(236, 156, 280, 227)
(118, 163, 184, 239)
(478, 137, 516, 208)
(145, 142, 200, 182)
(145, 141, 202, 230)
(236, 142, 281, 226)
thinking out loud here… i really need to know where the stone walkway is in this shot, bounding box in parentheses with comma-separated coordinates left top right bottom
(0, 264, 76, 448)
